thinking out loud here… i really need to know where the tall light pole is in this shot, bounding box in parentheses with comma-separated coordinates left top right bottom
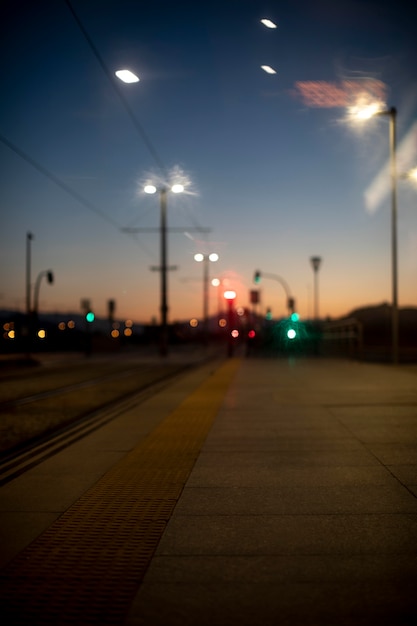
(387, 107, 398, 365)
(194, 252, 219, 338)
(310, 256, 322, 320)
(145, 183, 184, 356)
(26, 232, 34, 315)
(351, 104, 398, 363)
(224, 290, 237, 357)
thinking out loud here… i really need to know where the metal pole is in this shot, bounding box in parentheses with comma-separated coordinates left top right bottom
(26, 232, 33, 315)
(203, 256, 209, 336)
(389, 107, 399, 364)
(310, 257, 321, 320)
(314, 270, 318, 320)
(160, 188, 168, 356)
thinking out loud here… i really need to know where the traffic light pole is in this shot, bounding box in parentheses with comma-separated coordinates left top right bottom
(254, 270, 295, 315)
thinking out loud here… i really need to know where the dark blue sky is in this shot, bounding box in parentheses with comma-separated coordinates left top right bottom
(1, 0, 416, 322)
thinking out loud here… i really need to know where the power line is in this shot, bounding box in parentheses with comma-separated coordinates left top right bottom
(0, 132, 122, 229)
(64, 0, 167, 178)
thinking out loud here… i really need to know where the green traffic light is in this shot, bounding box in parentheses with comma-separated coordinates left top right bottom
(290, 312, 299, 322)
(86, 311, 95, 322)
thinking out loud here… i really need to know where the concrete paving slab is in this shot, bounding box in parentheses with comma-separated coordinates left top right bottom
(128, 357, 417, 625)
(129, 580, 417, 626)
(174, 484, 417, 515)
(141, 553, 417, 584)
(155, 513, 417, 556)
(185, 464, 400, 488)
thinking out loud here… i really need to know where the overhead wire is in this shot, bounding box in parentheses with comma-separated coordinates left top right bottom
(64, 0, 167, 179)
(64, 0, 211, 241)
(0, 132, 122, 229)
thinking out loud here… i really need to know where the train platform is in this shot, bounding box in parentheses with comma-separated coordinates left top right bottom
(1, 355, 417, 625)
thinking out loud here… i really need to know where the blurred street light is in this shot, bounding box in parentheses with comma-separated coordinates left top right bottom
(351, 104, 398, 363)
(194, 252, 219, 337)
(261, 18, 277, 29)
(115, 69, 140, 83)
(145, 183, 185, 356)
(261, 65, 276, 74)
(403, 167, 417, 181)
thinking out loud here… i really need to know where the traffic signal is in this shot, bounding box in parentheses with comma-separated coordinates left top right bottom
(86, 311, 95, 323)
(253, 270, 261, 284)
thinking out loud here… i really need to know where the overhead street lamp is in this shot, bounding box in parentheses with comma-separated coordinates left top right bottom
(115, 69, 140, 83)
(145, 183, 184, 356)
(194, 252, 219, 338)
(351, 104, 398, 363)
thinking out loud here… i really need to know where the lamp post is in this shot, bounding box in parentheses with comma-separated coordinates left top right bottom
(224, 290, 237, 357)
(26, 232, 34, 316)
(194, 252, 219, 339)
(145, 183, 184, 356)
(351, 104, 398, 363)
(310, 256, 322, 320)
(386, 107, 399, 365)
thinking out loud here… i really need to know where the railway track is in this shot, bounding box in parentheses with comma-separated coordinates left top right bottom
(0, 355, 205, 485)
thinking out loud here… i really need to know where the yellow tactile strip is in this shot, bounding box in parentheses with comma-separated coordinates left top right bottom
(0, 358, 240, 625)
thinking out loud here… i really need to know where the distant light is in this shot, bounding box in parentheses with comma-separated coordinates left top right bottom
(144, 185, 157, 194)
(58, 322, 66, 331)
(231, 329, 239, 338)
(261, 19, 277, 29)
(125, 319, 133, 327)
(287, 328, 296, 340)
(261, 65, 277, 75)
(171, 184, 184, 193)
(407, 167, 417, 180)
(209, 253, 219, 262)
(68, 320, 75, 329)
(212, 278, 220, 287)
(248, 329, 256, 339)
(115, 69, 140, 83)
(219, 318, 227, 327)
(194, 253, 204, 262)
(124, 328, 133, 337)
(349, 102, 383, 120)
(224, 290, 236, 300)
(111, 329, 120, 338)
(190, 318, 199, 328)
